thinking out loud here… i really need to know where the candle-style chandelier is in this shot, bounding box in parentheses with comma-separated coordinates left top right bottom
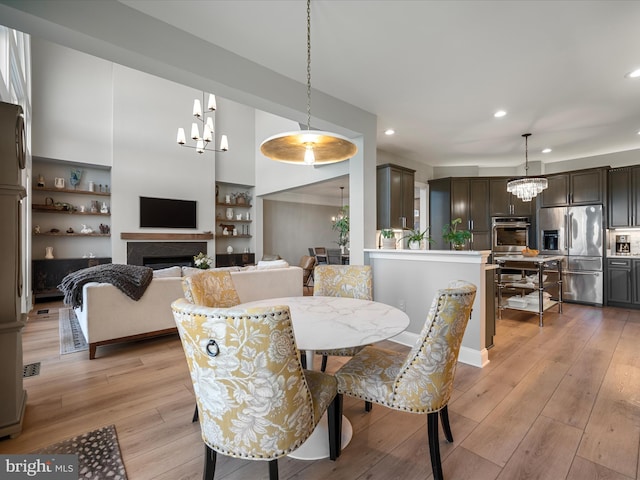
(177, 92, 229, 154)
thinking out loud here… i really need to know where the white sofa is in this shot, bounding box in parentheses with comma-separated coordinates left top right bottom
(74, 265, 303, 359)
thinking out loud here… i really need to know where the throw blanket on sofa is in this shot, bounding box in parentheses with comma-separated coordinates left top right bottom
(59, 264, 154, 309)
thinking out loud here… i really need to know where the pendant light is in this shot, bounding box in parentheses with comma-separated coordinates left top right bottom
(507, 133, 548, 202)
(260, 0, 357, 165)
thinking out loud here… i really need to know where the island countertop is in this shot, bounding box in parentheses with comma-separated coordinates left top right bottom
(493, 254, 564, 263)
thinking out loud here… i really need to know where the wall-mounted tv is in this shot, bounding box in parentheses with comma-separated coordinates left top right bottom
(139, 196, 197, 229)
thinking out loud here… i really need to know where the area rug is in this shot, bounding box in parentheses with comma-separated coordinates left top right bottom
(59, 307, 88, 354)
(33, 424, 127, 480)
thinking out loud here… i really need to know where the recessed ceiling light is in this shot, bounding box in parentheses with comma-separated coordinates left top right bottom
(494, 110, 507, 118)
(542, 148, 552, 154)
(626, 68, 640, 78)
(384, 129, 395, 135)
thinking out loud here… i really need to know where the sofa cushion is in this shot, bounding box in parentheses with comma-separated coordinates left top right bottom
(152, 266, 182, 278)
(257, 259, 290, 270)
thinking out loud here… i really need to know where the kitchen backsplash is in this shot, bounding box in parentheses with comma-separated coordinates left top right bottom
(607, 229, 640, 255)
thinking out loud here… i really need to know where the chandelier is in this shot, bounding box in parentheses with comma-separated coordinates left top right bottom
(260, 0, 357, 165)
(507, 133, 548, 202)
(176, 92, 229, 154)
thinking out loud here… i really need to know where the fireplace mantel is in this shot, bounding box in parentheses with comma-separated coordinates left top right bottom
(120, 232, 214, 241)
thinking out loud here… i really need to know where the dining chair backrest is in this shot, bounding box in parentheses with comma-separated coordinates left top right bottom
(395, 281, 476, 412)
(313, 265, 372, 300)
(171, 299, 320, 458)
(181, 270, 240, 307)
(299, 255, 316, 287)
(326, 248, 343, 265)
(313, 247, 328, 265)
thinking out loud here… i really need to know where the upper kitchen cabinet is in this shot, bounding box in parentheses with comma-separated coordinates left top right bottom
(539, 168, 607, 207)
(429, 177, 490, 251)
(489, 177, 533, 216)
(377, 164, 415, 230)
(608, 166, 640, 228)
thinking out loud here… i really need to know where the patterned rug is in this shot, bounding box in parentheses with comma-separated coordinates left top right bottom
(33, 424, 127, 479)
(59, 307, 89, 354)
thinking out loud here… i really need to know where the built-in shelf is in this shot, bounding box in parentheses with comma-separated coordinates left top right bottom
(33, 186, 110, 196)
(218, 234, 252, 238)
(216, 202, 252, 208)
(120, 232, 214, 240)
(35, 232, 110, 237)
(32, 206, 110, 216)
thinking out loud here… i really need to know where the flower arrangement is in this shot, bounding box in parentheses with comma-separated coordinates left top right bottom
(193, 252, 213, 269)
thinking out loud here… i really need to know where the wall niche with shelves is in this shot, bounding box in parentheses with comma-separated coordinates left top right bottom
(32, 158, 112, 260)
(215, 182, 254, 264)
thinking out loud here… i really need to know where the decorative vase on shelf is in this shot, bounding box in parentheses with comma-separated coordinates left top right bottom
(226, 208, 234, 220)
(226, 245, 234, 254)
(45, 246, 54, 259)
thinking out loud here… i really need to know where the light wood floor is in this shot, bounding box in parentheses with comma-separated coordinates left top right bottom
(1, 300, 639, 480)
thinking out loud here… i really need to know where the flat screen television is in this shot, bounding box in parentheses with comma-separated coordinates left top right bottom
(139, 196, 197, 229)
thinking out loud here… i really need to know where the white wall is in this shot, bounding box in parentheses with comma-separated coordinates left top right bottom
(111, 65, 218, 264)
(31, 39, 112, 166)
(263, 200, 339, 265)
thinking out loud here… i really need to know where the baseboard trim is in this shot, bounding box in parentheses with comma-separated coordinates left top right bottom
(388, 332, 489, 368)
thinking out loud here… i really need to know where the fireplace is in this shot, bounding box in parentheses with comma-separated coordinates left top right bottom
(127, 242, 206, 269)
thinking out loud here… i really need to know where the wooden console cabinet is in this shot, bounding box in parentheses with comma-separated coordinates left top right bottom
(32, 257, 112, 300)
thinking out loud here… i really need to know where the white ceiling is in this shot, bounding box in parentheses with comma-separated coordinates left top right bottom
(120, 0, 640, 169)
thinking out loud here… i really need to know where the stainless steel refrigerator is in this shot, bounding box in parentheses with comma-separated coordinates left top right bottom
(538, 204, 603, 305)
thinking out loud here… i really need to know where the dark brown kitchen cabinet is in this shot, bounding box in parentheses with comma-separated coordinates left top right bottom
(429, 177, 490, 250)
(489, 177, 533, 216)
(540, 168, 606, 207)
(377, 164, 415, 230)
(608, 166, 640, 228)
(606, 258, 632, 306)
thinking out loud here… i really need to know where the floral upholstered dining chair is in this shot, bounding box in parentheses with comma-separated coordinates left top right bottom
(171, 299, 342, 479)
(182, 269, 241, 308)
(312, 265, 373, 372)
(181, 270, 241, 422)
(334, 280, 476, 480)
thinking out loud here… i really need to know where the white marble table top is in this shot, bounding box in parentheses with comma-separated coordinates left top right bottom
(237, 296, 410, 351)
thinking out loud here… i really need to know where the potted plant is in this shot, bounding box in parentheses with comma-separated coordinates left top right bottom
(442, 217, 472, 250)
(332, 206, 349, 253)
(380, 228, 396, 249)
(232, 191, 251, 205)
(403, 228, 433, 250)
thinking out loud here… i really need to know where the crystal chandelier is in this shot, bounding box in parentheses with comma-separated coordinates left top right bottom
(507, 133, 548, 202)
(176, 92, 228, 154)
(260, 0, 357, 165)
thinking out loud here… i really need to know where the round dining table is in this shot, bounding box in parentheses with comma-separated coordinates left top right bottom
(236, 295, 410, 460)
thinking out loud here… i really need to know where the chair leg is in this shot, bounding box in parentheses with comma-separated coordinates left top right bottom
(193, 404, 199, 423)
(327, 393, 343, 460)
(320, 354, 328, 372)
(268, 459, 279, 480)
(440, 405, 453, 442)
(203, 444, 216, 480)
(300, 352, 307, 369)
(427, 412, 444, 480)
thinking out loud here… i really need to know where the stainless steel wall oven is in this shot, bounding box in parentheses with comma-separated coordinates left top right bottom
(492, 216, 530, 253)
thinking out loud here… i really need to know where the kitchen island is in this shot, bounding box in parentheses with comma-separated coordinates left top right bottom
(364, 249, 492, 367)
(494, 254, 564, 326)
